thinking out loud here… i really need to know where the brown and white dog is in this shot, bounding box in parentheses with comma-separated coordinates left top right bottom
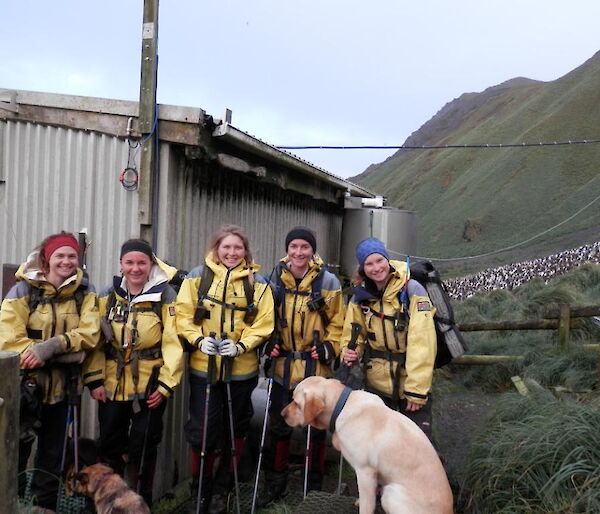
(73, 463, 150, 514)
(282, 376, 454, 514)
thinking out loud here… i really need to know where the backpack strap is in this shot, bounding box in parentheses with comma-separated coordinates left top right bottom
(193, 265, 256, 324)
(28, 277, 88, 324)
(274, 264, 330, 328)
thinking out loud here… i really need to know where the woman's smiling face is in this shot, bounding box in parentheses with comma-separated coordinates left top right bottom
(121, 251, 153, 291)
(217, 234, 246, 269)
(362, 253, 391, 288)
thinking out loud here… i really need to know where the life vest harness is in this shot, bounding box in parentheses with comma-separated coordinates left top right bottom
(193, 264, 257, 330)
(25, 273, 89, 340)
(273, 263, 330, 329)
(105, 342, 162, 412)
(103, 290, 164, 412)
(278, 348, 318, 389)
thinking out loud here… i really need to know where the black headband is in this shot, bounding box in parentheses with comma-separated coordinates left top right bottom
(120, 239, 154, 259)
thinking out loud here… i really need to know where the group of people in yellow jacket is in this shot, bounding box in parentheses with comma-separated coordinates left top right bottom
(0, 225, 437, 514)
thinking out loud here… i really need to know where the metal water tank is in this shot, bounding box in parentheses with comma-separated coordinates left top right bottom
(340, 207, 417, 277)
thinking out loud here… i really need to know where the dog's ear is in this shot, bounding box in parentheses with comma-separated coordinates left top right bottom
(303, 391, 325, 424)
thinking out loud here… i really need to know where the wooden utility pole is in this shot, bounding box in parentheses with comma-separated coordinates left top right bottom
(0, 351, 20, 514)
(138, 0, 159, 244)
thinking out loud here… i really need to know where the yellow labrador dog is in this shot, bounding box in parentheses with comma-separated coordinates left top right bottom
(282, 376, 453, 514)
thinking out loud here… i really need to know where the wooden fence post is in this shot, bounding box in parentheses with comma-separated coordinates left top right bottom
(0, 351, 19, 514)
(558, 304, 571, 350)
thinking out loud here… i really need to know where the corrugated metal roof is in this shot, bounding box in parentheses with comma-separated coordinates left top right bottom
(0, 88, 375, 198)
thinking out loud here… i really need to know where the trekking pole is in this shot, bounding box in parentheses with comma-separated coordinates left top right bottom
(59, 403, 73, 475)
(221, 332, 241, 514)
(250, 355, 274, 514)
(336, 323, 362, 495)
(303, 330, 320, 499)
(137, 364, 161, 494)
(59, 365, 80, 476)
(196, 332, 217, 514)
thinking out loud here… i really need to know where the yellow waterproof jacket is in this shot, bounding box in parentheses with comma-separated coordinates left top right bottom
(176, 254, 274, 381)
(340, 260, 436, 405)
(272, 256, 344, 389)
(0, 254, 100, 404)
(82, 258, 184, 401)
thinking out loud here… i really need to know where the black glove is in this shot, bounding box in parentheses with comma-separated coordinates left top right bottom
(315, 341, 335, 364)
(262, 339, 280, 358)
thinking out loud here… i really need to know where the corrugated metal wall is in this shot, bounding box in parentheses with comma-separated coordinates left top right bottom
(1, 119, 345, 501)
(0, 119, 138, 289)
(156, 144, 343, 274)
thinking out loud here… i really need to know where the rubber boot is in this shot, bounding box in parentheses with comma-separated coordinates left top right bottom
(189, 451, 215, 514)
(139, 455, 157, 507)
(256, 470, 288, 507)
(208, 437, 246, 514)
(256, 438, 290, 507)
(307, 437, 326, 492)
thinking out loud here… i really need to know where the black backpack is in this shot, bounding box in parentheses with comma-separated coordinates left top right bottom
(402, 261, 467, 368)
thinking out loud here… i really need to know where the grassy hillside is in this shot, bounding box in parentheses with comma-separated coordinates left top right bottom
(352, 51, 600, 266)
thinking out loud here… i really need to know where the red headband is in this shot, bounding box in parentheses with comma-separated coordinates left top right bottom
(43, 235, 80, 261)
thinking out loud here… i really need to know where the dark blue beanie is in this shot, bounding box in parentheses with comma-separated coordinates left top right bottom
(355, 238, 389, 268)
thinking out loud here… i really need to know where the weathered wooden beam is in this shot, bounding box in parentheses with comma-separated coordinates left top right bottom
(138, 0, 159, 243)
(217, 153, 266, 177)
(458, 319, 560, 331)
(544, 305, 600, 319)
(0, 351, 20, 514)
(451, 354, 524, 365)
(558, 304, 571, 349)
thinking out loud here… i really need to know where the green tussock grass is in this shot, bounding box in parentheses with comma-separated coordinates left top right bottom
(450, 264, 600, 392)
(463, 393, 600, 513)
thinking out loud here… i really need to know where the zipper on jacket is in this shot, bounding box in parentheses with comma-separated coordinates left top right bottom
(290, 287, 299, 352)
(48, 297, 58, 338)
(220, 269, 233, 334)
(380, 299, 391, 351)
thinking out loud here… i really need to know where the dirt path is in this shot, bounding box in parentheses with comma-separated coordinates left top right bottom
(434, 385, 498, 513)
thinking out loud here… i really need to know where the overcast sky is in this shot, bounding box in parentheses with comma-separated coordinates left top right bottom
(2, 1, 599, 178)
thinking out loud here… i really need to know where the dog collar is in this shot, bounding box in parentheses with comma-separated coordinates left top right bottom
(329, 386, 353, 433)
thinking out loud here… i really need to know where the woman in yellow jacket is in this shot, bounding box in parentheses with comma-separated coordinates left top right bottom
(177, 225, 274, 514)
(257, 227, 344, 507)
(341, 237, 437, 438)
(0, 232, 100, 511)
(83, 239, 184, 506)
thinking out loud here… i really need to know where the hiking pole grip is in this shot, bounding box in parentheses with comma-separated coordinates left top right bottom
(138, 364, 161, 494)
(207, 331, 218, 385)
(347, 322, 361, 352)
(221, 332, 234, 383)
(336, 323, 361, 384)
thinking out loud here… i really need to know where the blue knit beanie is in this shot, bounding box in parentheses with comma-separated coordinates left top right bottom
(355, 238, 389, 268)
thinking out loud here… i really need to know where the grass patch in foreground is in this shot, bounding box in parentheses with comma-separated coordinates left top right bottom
(463, 393, 600, 513)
